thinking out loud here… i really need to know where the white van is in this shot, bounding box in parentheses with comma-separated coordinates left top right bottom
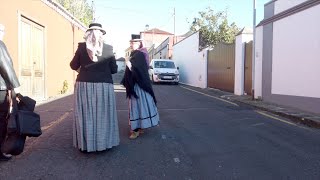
(148, 59, 179, 84)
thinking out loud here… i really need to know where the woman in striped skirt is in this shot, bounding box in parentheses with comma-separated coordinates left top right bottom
(70, 23, 120, 152)
(122, 35, 160, 139)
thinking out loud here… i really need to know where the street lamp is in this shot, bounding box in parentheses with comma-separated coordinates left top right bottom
(145, 24, 154, 45)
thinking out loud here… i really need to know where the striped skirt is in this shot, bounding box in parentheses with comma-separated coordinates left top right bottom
(73, 82, 119, 152)
(129, 84, 160, 130)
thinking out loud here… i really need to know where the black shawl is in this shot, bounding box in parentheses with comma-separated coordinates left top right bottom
(121, 50, 157, 104)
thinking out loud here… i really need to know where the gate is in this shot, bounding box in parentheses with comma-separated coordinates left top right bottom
(207, 43, 235, 92)
(244, 41, 253, 95)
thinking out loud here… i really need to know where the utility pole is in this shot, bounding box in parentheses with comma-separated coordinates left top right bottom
(173, 7, 176, 44)
(92, 0, 95, 23)
(252, 0, 256, 100)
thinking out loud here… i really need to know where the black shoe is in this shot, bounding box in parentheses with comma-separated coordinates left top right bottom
(0, 153, 12, 161)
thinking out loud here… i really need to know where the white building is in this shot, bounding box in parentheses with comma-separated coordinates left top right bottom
(255, 0, 320, 114)
(172, 32, 208, 88)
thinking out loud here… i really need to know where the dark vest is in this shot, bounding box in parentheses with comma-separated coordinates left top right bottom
(70, 42, 118, 83)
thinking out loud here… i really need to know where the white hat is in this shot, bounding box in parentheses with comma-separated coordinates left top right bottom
(86, 23, 106, 35)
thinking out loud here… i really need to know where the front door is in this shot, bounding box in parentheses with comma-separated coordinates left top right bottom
(20, 16, 45, 100)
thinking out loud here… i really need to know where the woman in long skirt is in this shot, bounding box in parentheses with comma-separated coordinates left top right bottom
(122, 35, 160, 139)
(70, 23, 120, 152)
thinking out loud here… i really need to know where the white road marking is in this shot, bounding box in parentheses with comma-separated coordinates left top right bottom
(255, 110, 311, 130)
(161, 135, 167, 139)
(251, 122, 265, 127)
(180, 86, 238, 107)
(174, 158, 180, 163)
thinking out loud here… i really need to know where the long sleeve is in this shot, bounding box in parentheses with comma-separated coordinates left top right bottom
(0, 41, 20, 89)
(109, 56, 118, 74)
(70, 44, 81, 70)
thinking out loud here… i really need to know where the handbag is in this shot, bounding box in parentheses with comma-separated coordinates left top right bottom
(16, 110, 42, 137)
(16, 93, 36, 111)
(1, 130, 26, 156)
(10, 92, 42, 137)
(15, 93, 41, 137)
(1, 91, 26, 155)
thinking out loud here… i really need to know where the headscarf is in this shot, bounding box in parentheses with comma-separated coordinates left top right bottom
(138, 47, 149, 68)
(84, 29, 104, 62)
(122, 50, 157, 104)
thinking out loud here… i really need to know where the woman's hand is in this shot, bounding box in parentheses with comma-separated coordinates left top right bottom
(7, 90, 13, 112)
(126, 60, 132, 70)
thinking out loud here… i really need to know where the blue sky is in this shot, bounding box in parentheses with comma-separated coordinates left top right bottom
(94, 0, 270, 57)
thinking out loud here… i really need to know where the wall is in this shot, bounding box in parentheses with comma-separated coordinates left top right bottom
(234, 32, 253, 95)
(271, 4, 320, 98)
(0, 0, 85, 98)
(274, 0, 308, 14)
(141, 31, 173, 49)
(254, 26, 263, 99)
(262, 1, 320, 114)
(154, 37, 170, 59)
(172, 32, 207, 88)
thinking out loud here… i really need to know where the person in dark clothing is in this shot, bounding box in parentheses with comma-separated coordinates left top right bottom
(70, 23, 119, 152)
(122, 34, 159, 139)
(0, 24, 21, 161)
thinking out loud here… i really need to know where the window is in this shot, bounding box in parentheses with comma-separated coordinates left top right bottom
(154, 61, 175, 69)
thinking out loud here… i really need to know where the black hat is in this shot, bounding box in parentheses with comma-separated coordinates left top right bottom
(130, 34, 142, 42)
(87, 23, 106, 35)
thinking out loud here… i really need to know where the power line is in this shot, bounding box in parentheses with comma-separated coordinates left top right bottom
(94, 4, 143, 14)
(157, 14, 174, 29)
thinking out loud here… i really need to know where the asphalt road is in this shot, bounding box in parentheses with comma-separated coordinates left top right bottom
(0, 73, 320, 180)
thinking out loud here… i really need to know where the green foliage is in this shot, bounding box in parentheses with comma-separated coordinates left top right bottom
(55, 0, 93, 26)
(61, 80, 69, 94)
(190, 7, 240, 49)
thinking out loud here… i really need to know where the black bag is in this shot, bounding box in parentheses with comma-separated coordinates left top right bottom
(1, 96, 26, 156)
(1, 91, 41, 155)
(14, 93, 41, 137)
(16, 93, 36, 111)
(16, 110, 42, 137)
(1, 131, 26, 156)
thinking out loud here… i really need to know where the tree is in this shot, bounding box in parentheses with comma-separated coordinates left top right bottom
(190, 7, 240, 49)
(55, 0, 93, 26)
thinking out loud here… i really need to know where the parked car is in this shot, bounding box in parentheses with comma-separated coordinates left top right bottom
(148, 59, 179, 84)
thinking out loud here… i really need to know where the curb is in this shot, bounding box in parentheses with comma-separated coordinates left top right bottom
(228, 98, 320, 129)
(36, 93, 73, 106)
(180, 84, 320, 129)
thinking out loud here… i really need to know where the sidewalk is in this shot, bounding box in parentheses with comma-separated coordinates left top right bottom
(36, 92, 73, 106)
(181, 85, 320, 129)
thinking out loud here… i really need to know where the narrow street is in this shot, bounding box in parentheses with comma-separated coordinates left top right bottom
(0, 75, 320, 179)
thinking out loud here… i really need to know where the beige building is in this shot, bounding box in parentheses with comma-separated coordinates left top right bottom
(0, 0, 86, 100)
(124, 28, 175, 64)
(140, 28, 173, 49)
(153, 35, 186, 60)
